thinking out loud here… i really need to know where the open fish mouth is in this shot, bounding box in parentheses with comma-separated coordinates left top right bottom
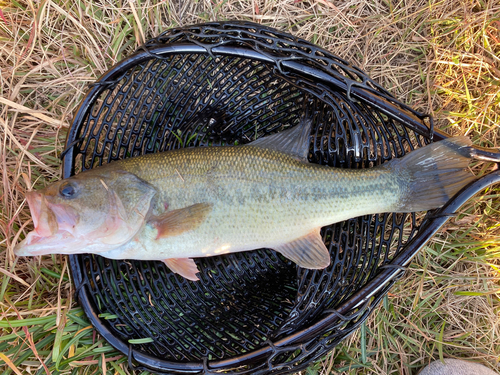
(14, 192, 79, 256)
(26, 191, 58, 237)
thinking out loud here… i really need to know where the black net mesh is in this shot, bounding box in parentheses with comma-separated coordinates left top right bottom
(83, 250, 296, 361)
(63, 21, 445, 374)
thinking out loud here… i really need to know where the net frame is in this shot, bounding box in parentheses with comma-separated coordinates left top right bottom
(61, 21, 500, 374)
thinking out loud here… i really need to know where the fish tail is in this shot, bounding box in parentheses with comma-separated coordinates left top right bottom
(386, 136, 476, 212)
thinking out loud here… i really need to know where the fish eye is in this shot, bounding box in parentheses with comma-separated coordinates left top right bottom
(59, 182, 77, 198)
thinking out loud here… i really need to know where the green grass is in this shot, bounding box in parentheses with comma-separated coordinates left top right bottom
(1, 0, 499, 374)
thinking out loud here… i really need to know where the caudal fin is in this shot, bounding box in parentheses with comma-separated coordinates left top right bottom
(386, 136, 476, 212)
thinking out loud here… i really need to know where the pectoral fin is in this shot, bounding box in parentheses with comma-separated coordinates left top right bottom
(273, 229, 330, 269)
(162, 258, 200, 281)
(149, 203, 212, 239)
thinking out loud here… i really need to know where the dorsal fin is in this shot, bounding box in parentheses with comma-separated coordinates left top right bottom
(248, 113, 314, 162)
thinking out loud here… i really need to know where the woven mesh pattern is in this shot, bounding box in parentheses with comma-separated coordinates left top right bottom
(65, 21, 436, 374)
(84, 251, 296, 361)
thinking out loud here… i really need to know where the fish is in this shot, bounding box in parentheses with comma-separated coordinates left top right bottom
(14, 115, 476, 281)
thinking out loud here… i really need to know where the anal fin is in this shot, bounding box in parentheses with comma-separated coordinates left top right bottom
(162, 258, 200, 281)
(149, 203, 212, 239)
(273, 229, 330, 269)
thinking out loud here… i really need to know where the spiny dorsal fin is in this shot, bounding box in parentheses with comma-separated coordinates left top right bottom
(273, 229, 330, 269)
(149, 203, 212, 239)
(248, 113, 314, 162)
(162, 258, 200, 281)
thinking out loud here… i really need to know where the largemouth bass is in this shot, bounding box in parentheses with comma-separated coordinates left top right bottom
(14, 117, 476, 280)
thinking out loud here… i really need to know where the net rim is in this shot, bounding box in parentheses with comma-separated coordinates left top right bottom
(61, 21, 500, 374)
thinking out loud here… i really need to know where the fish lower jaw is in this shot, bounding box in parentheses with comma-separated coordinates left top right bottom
(15, 230, 114, 256)
(13, 229, 74, 256)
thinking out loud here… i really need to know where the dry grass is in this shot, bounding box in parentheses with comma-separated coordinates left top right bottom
(1, 0, 499, 374)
